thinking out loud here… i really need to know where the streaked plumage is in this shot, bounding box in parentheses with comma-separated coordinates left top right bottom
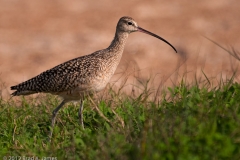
(10, 16, 177, 141)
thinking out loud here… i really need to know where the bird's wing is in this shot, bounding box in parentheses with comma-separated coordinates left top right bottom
(10, 55, 100, 96)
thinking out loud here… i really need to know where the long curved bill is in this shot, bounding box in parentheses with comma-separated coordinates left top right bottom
(137, 27, 177, 53)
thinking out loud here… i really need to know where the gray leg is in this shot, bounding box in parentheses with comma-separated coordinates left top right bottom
(49, 100, 66, 141)
(78, 100, 84, 129)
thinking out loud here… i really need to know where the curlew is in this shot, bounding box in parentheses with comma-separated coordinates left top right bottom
(10, 16, 177, 140)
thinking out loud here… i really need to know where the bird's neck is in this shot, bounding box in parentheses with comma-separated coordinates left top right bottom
(107, 31, 129, 54)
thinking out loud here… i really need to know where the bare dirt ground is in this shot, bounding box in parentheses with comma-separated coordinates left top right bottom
(0, 0, 240, 98)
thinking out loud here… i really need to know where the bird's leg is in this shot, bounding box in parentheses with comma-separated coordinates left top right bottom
(78, 100, 84, 129)
(48, 100, 66, 141)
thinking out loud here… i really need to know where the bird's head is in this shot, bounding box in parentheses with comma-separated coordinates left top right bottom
(117, 16, 139, 33)
(117, 16, 177, 53)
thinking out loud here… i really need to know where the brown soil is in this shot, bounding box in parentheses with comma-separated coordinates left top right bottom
(1, 0, 240, 98)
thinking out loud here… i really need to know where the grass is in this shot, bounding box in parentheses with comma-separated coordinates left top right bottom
(1, 77, 240, 159)
(1, 44, 240, 159)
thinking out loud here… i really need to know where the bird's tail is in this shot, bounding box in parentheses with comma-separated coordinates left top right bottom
(10, 85, 37, 96)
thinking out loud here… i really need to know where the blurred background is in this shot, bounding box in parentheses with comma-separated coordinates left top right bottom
(0, 0, 240, 98)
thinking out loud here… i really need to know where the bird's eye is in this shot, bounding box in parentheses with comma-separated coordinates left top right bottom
(128, 22, 133, 25)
